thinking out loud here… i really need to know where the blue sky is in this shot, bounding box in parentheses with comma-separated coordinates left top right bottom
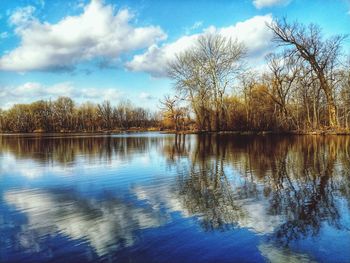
(0, 0, 349, 110)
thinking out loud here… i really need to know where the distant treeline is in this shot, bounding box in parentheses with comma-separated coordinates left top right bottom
(0, 97, 159, 132)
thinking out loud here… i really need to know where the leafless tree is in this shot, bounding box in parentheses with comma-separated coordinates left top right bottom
(168, 33, 245, 131)
(268, 18, 347, 127)
(265, 52, 300, 129)
(160, 95, 187, 132)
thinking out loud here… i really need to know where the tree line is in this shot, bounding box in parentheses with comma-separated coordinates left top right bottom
(0, 97, 159, 132)
(162, 19, 350, 132)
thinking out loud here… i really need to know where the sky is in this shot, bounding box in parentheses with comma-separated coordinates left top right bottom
(0, 0, 349, 110)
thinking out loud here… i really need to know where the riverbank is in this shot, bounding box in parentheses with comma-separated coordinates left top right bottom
(162, 129, 350, 135)
(1, 128, 350, 136)
(0, 128, 161, 136)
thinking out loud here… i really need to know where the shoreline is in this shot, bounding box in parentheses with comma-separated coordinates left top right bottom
(1, 129, 350, 136)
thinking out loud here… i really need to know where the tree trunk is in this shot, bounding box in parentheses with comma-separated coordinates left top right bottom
(317, 69, 338, 127)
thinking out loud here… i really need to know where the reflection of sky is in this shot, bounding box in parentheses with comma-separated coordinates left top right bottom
(132, 184, 283, 235)
(258, 244, 316, 263)
(4, 189, 165, 256)
(1, 134, 350, 262)
(0, 144, 168, 191)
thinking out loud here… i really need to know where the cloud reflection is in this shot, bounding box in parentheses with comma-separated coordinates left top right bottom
(4, 189, 165, 256)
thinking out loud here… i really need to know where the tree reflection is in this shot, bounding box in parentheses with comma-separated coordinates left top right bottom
(170, 135, 260, 231)
(0, 134, 173, 165)
(267, 158, 342, 244)
(1, 133, 350, 244)
(177, 160, 245, 231)
(166, 134, 350, 242)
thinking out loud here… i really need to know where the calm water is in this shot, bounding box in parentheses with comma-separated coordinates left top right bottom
(0, 133, 349, 263)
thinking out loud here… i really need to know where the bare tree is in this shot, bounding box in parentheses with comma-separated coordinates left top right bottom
(268, 19, 347, 127)
(97, 101, 113, 130)
(160, 95, 186, 132)
(168, 33, 245, 131)
(265, 52, 300, 129)
(53, 97, 74, 131)
(339, 60, 350, 128)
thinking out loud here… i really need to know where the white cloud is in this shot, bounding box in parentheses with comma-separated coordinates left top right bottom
(0, 82, 122, 109)
(0, 0, 166, 72)
(126, 34, 199, 77)
(8, 6, 36, 27)
(218, 15, 274, 56)
(253, 0, 291, 9)
(184, 21, 203, 34)
(126, 15, 274, 77)
(190, 21, 203, 30)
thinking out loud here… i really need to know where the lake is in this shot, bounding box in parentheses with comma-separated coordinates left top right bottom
(0, 133, 349, 262)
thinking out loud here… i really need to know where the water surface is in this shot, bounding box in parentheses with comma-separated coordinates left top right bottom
(0, 133, 349, 262)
